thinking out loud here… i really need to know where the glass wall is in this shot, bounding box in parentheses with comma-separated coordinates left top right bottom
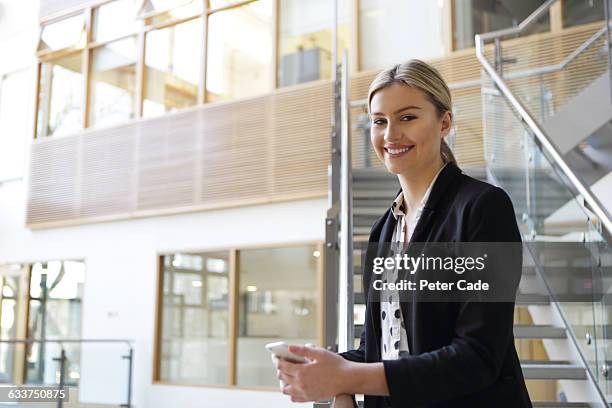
(278, 0, 350, 86)
(205, 0, 273, 102)
(236, 245, 319, 387)
(89, 37, 138, 127)
(158, 252, 230, 385)
(26, 261, 85, 384)
(143, 18, 202, 117)
(36, 52, 84, 138)
(453, 0, 550, 50)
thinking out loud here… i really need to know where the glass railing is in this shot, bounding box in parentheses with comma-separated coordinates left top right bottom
(0, 339, 133, 408)
(482, 67, 611, 402)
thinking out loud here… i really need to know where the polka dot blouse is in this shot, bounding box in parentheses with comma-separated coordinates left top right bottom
(380, 163, 447, 360)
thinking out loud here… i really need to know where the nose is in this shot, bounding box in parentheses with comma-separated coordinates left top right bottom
(384, 121, 402, 143)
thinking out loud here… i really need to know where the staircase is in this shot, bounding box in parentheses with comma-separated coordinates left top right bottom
(350, 167, 602, 407)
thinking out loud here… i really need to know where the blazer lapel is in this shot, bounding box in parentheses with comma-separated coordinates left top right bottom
(410, 162, 462, 243)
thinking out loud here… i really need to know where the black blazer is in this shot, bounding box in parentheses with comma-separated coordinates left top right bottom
(340, 162, 531, 408)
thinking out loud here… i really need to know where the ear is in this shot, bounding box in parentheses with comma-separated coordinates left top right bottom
(440, 111, 452, 138)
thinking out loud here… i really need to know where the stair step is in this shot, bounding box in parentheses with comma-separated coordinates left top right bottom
(354, 226, 372, 235)
(514, 325, 566, 339)
(354, 207, 386, 216)
(516, 293, 550, 305)
(521, 361, 586, 380)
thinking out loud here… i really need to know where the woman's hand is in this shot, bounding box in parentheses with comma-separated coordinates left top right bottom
(273, 345, 352, 402)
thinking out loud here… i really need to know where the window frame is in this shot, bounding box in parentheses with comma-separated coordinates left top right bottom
(153, 240, 325, 389)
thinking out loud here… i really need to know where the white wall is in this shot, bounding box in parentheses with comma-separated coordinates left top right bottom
(0, 177, 327, 408)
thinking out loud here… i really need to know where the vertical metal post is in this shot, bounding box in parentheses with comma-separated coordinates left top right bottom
(121, 347, 134, 408)
(324, 0, 341, 352)
(38, 272, 48, 383)
(494, 38, 503, 75)
(54, 347, 66, 408)
(338, 50, 354, 353)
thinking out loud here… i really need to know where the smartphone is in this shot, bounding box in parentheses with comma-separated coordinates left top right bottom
(265, 341, 309, 363)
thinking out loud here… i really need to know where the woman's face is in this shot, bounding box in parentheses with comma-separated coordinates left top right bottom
(369, 82, 451, 175)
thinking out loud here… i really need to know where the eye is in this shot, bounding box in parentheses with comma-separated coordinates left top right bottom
(401, 115, 416, 121)
(372, 118, 387, 126)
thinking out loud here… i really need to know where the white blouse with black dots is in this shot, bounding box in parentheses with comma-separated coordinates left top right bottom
(380, 163, 447, 360)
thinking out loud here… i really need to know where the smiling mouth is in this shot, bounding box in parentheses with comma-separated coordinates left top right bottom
(384, 145, 414, 157)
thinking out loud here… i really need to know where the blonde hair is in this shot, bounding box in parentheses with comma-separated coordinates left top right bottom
(367, 59, 457, 166)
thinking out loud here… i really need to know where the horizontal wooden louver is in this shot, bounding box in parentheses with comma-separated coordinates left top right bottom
(27, 81, 333, 228)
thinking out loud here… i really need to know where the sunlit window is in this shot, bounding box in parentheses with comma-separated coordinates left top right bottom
(38, 13, 86, 52)
(89, 37, 138, 128)
(206, 0, 273, 102)
(209, 0, 249, 9)
(159, 252, 230, 385)
(36, 52, 84, 138)
(237, 245, 319, 387)
(27, 261, 85, 385)
(93, 0, 141, 42)
(278, 0, 350, 86)
(139, 0, 203, 25)
(143, 18, 202, 117)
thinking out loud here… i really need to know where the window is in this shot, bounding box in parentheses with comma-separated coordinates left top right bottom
(278, 0, 350, 86)
(237, 245, 320, 387)
(562, 0, 605, 28)
(156, 244, 323, 387)
(38, 13, 86, 52)
(0, 69, 34, 180)
(206, 0, 273, 102)
(143, 18, 203, 117)
(89, 37, 138, 128)
(359, 0, 444, 70)
(36, 52, 84, 138)
(0, 264, 23, 383)
(26, 261, 85, 384)
(158, 252, 230, 385)
(453, 0, 550, 50)
(139, 0, 203, 25)
(93, 0, 141, 43)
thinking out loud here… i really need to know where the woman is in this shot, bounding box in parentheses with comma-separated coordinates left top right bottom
(274, 60, 531, 407)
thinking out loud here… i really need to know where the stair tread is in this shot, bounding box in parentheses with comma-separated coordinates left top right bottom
(514, 325, 567, 339)
(521, 361, 586, 380)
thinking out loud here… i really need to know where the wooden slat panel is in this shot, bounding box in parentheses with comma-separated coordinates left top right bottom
(27, 137, 79, 223)
(80, 127, 134, 216)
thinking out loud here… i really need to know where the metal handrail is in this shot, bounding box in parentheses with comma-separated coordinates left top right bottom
(0, 338, 134, 408)
(475, 33, 612, 241)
